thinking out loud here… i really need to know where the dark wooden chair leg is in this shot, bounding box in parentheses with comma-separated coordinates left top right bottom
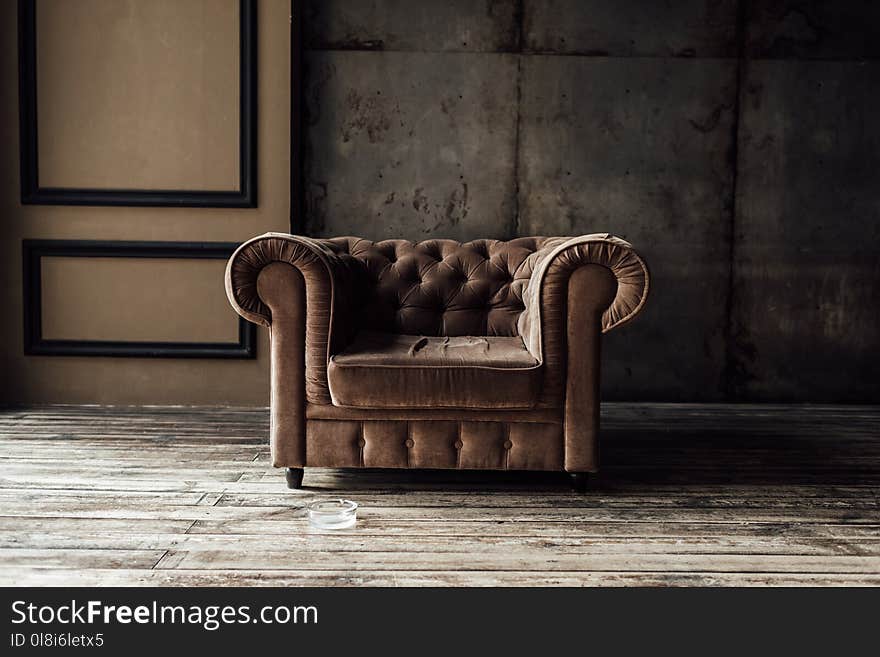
(285, 467, 304, 489)
(569, 472, 589, 492)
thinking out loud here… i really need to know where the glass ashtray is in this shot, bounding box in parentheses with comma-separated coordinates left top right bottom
(307, 499, 358, 529)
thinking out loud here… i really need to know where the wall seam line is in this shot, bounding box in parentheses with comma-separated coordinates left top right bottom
(722, 0, 749, 400)
(510, 0, 525, 238)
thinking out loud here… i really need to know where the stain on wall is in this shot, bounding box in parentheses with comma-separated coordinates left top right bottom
(523, 0, 740, 57)
(304, 50, 518, 241)
(301, 0, 880, 402)
(518, 56, 737, 401)
(732, 61, 880, 401)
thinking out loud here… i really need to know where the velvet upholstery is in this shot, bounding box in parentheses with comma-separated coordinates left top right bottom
(328, 332, 541, 409)
(306, 419, 564, 471)
(226, 232, 649, 476)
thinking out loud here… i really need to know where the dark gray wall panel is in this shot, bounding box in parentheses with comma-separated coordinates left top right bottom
(519, 57, 737, 400)
(304, 0, 520, 52)
(303, 51, 519, 240)
(300, 2, 880, 402)
(732, 60, 880, 401)
(746, 0, 880, 59)
(524, 0, 739, 56)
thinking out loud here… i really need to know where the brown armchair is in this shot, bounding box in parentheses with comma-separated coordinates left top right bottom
(226, 233, 649, 488)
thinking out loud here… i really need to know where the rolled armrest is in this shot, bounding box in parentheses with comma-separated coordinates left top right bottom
(516, 234, 648, 471)
(519, 234, 649, 342)
(226, 233, 344, 326)
(518, 233, 649, 404)
(225, 232, 358, 405)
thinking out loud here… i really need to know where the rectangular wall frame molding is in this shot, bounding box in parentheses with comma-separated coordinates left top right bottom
(22, 240, 256, 358)
(18, 0, 257, 207)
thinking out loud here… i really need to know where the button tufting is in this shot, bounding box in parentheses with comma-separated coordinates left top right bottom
(453, 440, 463, 449)
(405, 438, 414, 448)
(357, 437, 366, 448)
(346, 238, 541, 337)
(503, 439, 513, 450)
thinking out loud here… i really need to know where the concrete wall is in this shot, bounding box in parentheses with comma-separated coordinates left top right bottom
(301, 0, 880, 402)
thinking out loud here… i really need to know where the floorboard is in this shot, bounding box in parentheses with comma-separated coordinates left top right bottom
(0, 403, 877, 586)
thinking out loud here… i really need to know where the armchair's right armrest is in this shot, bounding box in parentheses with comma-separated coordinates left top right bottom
(518, 234, 650, 358)
(516, 233, 649, 472)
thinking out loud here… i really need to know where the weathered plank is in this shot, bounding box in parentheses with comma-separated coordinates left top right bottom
(3, 530, 878, 557)
(154, 549, 880, 574)
(187, 518, 880, 539)
(0, 490, 207, 505)
(213, 491, 880, 510)
(0, 548, 165, 570)
(2, 500, 877, 524)
(0, 517, 194, 535)
(3, 485, 877, 509)
(3, 568, 878, 588)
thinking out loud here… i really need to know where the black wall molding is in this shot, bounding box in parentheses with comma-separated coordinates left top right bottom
(18, 0, 257, 208)
(291, 0, 304, 232)
(22, 240, 256, 359)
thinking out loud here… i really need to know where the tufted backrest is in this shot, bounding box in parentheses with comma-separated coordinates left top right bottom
(321, 236, 561, 337)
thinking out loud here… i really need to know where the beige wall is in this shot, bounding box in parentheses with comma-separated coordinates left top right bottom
(36, 0, 241, 191)
(40, 257, 238, 343)
(0, 0, 289, 405)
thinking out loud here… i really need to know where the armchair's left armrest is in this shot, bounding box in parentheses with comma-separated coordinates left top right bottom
(226, 233, 351, 327)
(225, 233, 361, 467)
(225, 232, 359, 405)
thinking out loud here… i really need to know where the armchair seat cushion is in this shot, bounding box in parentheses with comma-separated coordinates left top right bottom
(327, 331, 542, 409)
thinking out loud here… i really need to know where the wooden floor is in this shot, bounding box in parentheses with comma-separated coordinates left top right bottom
(0, 404, 878, 586)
